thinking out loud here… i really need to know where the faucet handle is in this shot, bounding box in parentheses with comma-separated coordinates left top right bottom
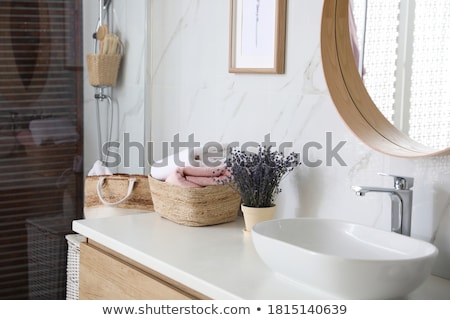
(377, 172, 414, 190)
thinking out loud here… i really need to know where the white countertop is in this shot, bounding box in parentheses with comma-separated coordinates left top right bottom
(73, 212, 450, 300)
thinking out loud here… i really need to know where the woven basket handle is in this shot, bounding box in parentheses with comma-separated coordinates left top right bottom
(96, 176, 136, 206)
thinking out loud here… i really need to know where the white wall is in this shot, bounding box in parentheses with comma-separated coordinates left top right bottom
(84, 0, 450, 279)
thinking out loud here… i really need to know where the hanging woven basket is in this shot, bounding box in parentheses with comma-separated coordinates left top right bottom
(86, 53, 122, 87)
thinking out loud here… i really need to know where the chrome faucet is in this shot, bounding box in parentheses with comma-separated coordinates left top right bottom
(352, 173, 414, 236)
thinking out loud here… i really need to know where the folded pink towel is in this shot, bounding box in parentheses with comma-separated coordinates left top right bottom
(165, 166, 229, 188)
(165, 168, 201, 187)
(183, 166, 226, 177)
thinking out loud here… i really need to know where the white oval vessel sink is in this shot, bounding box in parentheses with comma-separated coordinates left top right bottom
(252, 218, 438, 299)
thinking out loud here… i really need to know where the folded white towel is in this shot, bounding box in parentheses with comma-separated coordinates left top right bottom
(29, 118, 79, 146)
(88, 160, 113, 176)
(150, 144, 228, 181)
(150, 148, 197, 180)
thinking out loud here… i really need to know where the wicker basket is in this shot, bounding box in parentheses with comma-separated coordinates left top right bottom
(86, 54, 122, 87)
(65, 234, 86, 300)
(26, 216, 73, 300)
(148, 175, 241, 227)
(84, 174, 153, 211)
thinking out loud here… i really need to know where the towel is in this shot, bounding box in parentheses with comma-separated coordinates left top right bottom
(88, 160, 113, 176)
(165, 166, 229, 188)
(150, 148, 199, 181)
(29, 118, 79, 146)
(150, 143, 228, 181)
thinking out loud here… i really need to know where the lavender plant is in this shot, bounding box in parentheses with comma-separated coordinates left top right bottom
(222, 145, 300, 208)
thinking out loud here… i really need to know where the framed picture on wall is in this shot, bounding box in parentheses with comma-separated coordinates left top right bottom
(229, 0, 287, 74)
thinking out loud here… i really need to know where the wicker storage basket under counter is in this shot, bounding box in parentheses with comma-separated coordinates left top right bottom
(148, 175, 241, 227)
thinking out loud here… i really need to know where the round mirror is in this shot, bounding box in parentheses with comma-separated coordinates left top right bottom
(321, 0, 450, 157)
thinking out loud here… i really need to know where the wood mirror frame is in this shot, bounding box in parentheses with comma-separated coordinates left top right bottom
(321, 0, 450, 158)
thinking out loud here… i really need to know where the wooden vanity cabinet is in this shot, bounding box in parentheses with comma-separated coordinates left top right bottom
(79, 241, 209, 300)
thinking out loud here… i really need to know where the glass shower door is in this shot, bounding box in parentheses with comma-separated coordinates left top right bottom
(0, 0, 83, 299)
